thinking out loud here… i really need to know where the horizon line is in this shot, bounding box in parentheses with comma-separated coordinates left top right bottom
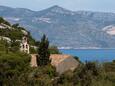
(0, 5, 115, 14)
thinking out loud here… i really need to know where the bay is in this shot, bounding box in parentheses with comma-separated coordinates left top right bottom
(60, 49, 115, 62)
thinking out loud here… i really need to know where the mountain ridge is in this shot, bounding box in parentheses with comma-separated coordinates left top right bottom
(0, 5, 115, 48)
(1, 5, 115, 14)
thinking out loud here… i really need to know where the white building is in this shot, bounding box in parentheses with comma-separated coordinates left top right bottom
(20, 36, 30, 54)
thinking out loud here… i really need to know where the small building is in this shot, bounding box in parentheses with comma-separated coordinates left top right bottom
(30, 54, 79, 74)
(20, 36, 30, 54)
(50, 54, 79, 74)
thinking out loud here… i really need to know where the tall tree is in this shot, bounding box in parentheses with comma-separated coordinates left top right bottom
(37, 34, 50, 66)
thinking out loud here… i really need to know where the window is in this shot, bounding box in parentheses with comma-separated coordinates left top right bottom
(23, 44, 24, 48)
(26, 45, 28, 48)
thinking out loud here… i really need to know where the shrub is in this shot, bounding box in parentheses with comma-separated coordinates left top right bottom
(49, 45, 60, 54)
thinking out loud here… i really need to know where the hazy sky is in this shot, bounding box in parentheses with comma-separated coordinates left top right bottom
(0, 0, 115, 12)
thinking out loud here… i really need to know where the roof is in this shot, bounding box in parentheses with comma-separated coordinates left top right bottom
(50, 54, 79, 74)
(50, 54, 72, 66)
(30, 54, 79, 74)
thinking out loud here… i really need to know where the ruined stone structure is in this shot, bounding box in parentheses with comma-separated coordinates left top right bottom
(20, 36, 30, 54)
(50, 54, 79, 74)
(30, 54, 79, 74)
(30, 54, 38, 67)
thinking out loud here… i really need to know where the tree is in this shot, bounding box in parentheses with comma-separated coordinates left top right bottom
(74, 62, 100, 86)
(0, 17, 10, 26)
(49, 45, 60, 54)
(12, 23, 19, 28)
(37, 34, 50, 66)
(0, 17, 4, 24)
(10, 41, 20, 52)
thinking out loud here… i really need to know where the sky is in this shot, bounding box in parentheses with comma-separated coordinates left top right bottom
(0, 0, 115, 12)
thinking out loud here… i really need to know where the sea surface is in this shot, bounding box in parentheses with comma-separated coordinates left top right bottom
(60, 49, 115, 62)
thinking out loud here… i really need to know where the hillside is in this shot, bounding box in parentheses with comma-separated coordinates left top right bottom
(1, 5, 115, 48)
(0, 17, 36, 45)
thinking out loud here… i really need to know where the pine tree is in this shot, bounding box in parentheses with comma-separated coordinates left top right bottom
(37, 34, 50, 66)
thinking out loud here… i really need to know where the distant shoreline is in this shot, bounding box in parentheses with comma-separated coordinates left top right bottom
(58, 47, 115, 50)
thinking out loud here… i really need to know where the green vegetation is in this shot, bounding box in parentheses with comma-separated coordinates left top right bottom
(49, 45, 60, 54)
(29, 47, 37, 54)
(0, 17, 59, 86)
(0, 17, 115, 86)
(0, 17, 36, 45)
(52, 61, 115, 86)
(0, 40, 56, 85)
(37, 34, 50, 66)
(0, 39, 31, 85)
(0, 17, 11, 26)
(0, 37, 115, 86)
(0, 37, 56, 86)
(0, 28, 23, 40)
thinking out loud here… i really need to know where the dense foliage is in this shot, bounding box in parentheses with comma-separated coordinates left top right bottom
(0, 40, 56, 86)
(37, 34, 50, 66)
(0, 40, 30, 85)
(0, 17, 10, 26)
(52, 62, 115, 86)
(49, 45, 60, 54)
(0, 17, 36, 45)
(0, 38, 115, 86)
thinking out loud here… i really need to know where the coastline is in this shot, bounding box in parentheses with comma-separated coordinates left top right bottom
(58, 47, 115, 50)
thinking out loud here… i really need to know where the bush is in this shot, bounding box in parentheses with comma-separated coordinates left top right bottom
(0, 17, 10, 26)
(30, 47, 37, 54)
(49, 45, 60, 54)
(0, 51, 31, 85)
(73, 62, 100, 86)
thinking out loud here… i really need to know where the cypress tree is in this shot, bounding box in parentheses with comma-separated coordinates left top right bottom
(37, 34, 50, 66)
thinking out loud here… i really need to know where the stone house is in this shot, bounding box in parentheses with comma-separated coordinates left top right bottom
(50, 54, 79, 74)
(30, 54, 79, 74)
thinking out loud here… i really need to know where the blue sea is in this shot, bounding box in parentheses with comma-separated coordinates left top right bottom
(60, 49, 115, 62)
